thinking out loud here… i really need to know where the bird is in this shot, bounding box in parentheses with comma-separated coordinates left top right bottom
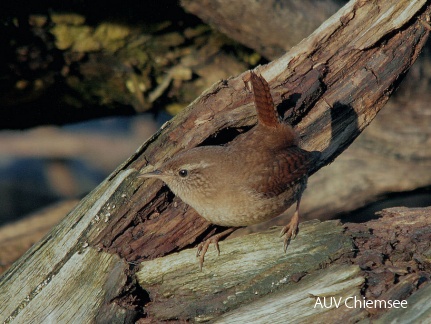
(140, 70, 320, 269)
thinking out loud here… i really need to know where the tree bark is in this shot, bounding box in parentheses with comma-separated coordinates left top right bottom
(1, 1, 429, 323)
(182, 0, 431, 223)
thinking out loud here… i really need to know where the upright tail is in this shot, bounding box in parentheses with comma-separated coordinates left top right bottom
(243, 70, 298, 147)
(243, 71, 280, 128)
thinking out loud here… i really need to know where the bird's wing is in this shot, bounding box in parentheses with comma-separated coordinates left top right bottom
(248, 147, 319, 198)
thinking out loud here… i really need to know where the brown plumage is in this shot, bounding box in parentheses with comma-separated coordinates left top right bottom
(140, 71, 320, 268)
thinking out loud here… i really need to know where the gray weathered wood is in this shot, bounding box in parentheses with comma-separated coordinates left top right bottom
(137, 220, 353, 320)
(0, 1, 429, 323)
(215, 265, 365, 323)
(137, 207, 431, 322)
(0, 170, 136, 323)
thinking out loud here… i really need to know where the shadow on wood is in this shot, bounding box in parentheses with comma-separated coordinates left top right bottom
(0, 1, 430, 323)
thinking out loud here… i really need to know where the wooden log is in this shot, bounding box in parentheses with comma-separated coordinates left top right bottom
(93, 0, 431, 263)
(137, 220, 356, 321)
(214, 264, 366, 323)
(137, 207, 431, 321)
(0, 200, 79, 274)
(0, 1, 429, 323)
(182, 0, 431, 222)
(1, 172, 138, 323)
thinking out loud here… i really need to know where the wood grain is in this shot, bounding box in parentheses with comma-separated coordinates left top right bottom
(0, 1, 429, 322)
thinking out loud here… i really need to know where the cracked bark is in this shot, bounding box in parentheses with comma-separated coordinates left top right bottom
(180, 0, 431, 225)
(0, 1, 429, 323)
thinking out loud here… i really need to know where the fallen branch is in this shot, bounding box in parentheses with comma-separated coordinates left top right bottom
(0, 1, 429, 322)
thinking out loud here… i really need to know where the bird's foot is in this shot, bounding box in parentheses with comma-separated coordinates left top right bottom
(280, 210, 299, 252)
(196, 227, 237, 270)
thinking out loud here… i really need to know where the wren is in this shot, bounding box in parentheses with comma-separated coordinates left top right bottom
(140, 71, 320, 268)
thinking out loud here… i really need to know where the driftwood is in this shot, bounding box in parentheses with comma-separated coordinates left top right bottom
(0, 200, 79, 274)
(0, 1, 430, 323)
(137, 206, 431, 322)
(137, 220, 355, 321)
(182, 0, 431, 223)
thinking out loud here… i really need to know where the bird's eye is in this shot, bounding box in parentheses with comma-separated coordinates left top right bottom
(178, 169, 188, 177)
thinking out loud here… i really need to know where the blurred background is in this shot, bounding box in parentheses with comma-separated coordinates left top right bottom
(1, 0, 430, 272)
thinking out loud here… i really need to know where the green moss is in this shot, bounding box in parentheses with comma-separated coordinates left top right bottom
(50, 18, 133, 53)
(50, 13, 85, 26)
(47, 12, 255, 114)
(94, 23, 131, 52)
(166, 103, 187, 115)
(51, 25, 100, 52)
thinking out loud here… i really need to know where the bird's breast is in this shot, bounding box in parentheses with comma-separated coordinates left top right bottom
(188, 181, 304, 227)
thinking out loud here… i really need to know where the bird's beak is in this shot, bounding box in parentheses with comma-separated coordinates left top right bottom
(138, 169, 163, 178)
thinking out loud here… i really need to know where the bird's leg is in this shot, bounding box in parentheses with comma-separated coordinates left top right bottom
(280, 197, 301, 251)
(196, 227, 238, 270)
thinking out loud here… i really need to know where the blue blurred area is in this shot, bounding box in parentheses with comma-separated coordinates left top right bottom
(0, 158, 105, 224)
(64, 115, 135, 135)
(0, 114, 159, 225)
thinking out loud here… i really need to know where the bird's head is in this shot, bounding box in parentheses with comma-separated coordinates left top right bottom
(139, 148, 217, 200)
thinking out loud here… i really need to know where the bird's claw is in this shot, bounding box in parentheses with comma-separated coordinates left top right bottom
(196, 238, 221, 270)
(280, 210, 299, 252)
(196, 227, 237, 270)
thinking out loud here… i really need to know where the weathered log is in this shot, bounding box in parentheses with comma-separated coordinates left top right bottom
(182, 0, 431, 223)
(92, 0, 430, 263)
(137, 207, 431, 321)
(0, 200, 79, 274)
(137, 220, 356, 321)
(0, 1, 429, 322)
